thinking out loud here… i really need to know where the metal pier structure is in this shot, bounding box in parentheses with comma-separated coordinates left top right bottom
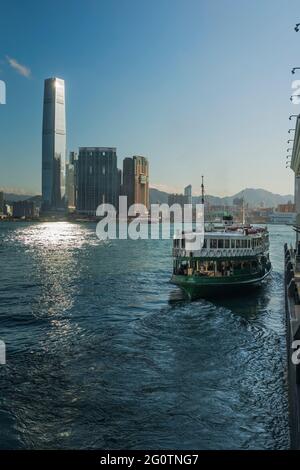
(285, 113, 300, 448)
(284, 242, 300, 448)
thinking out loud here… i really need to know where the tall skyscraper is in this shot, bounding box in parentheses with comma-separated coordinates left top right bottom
(42, 77, 66, 212)
(184, 185, 192, 205)
(122, 158, 135, 207)
(122, 156, 149, 210)
(66, 151, 77, 209)
(76, 147, 119, 214)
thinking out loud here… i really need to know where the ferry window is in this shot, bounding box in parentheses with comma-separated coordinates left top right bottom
(182, 238, 185, 249)
(248, 240, 251, 248)
(203, 239, 207, 248)
(243, 240, 247, 248)
(211, 239, 217, 249)
(231, 239, 235, 249)
(225, 239, 230, 248)
(218, 239, 224, 248)
(236, 240, 241, 248)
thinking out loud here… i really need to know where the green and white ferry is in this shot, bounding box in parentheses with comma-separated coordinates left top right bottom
(171, 215, 272, 299)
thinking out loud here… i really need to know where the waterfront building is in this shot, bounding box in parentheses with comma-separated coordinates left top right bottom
(76, 147, 119, 215)
(268, 201, 296, 224)
(184, 185, 192, 205)
(42, 77, 66, 212)
(117, 168, 122, 204)
(66, 151, 77, 210)
(13, 200, 36, 218)
(269, 212, 296, 224)
(122, 158, 134, 206)
(122, 156, 149, 210)
(277, 202, 296, 213)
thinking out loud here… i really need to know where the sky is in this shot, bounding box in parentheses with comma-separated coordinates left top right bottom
(0, 0, 299, 196)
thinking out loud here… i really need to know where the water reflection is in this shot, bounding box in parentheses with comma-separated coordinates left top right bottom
(12, 221, 97, 249)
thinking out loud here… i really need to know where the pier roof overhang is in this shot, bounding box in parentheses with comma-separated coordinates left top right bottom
(291, 115, 300, 174)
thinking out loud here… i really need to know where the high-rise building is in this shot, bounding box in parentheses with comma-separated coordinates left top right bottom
(122, 156, 149, 209)
(122, 158, 135, 206)
(76, 147, 119, 214)
(42, 77, 66, 212)
(13, 200, 36, 218)
(184, 185, 192, 205)
(66, 151, 77, 209)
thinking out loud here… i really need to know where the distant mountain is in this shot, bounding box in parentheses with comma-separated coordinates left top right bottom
(150, 187, 294, 208)
(4, 193, 42, 208)
(3, 193, 34, 202)
(149, 188, 169, 204)
(3, 188, 294, 209)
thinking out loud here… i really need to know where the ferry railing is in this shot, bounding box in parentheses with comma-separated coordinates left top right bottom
(173, 246, 267, 257)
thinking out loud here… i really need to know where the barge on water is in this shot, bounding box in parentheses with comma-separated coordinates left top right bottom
(171, 216, 272, 299)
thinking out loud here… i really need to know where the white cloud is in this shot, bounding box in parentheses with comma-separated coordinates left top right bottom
(6, 56, 31, 78)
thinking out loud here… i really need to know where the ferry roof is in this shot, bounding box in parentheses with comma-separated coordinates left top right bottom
(204, 231, 265, 237)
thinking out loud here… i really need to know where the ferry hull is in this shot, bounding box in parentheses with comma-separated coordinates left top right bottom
(170, 268, 271, 300)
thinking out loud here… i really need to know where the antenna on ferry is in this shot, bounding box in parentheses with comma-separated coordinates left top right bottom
(201, 175, 205, 205)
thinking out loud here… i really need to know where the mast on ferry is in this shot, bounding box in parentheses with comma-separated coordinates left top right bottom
(201, 175, 205, 205)
(242, 192, 246, 225)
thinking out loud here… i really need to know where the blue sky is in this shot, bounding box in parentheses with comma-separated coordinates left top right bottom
(0, 0, 299, 196)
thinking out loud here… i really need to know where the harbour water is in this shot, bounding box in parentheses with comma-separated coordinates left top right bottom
(0, 222, 294, 449)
